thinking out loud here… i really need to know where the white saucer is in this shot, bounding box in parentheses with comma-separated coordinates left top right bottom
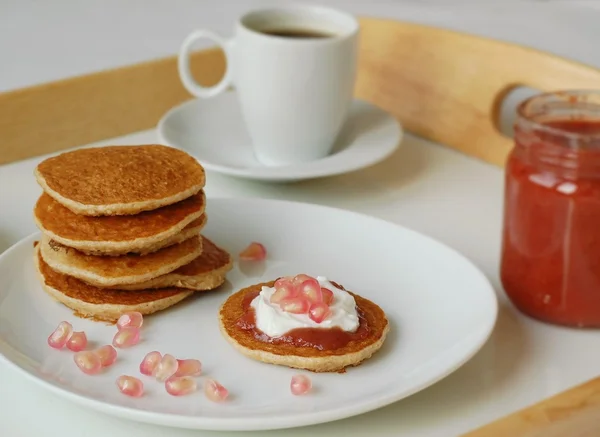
(157, 92, 403, 182)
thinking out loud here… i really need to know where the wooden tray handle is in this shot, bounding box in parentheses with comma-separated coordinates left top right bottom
(355, 17, 600, 167)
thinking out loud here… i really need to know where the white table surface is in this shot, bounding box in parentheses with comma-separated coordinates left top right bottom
(2, 1, 600, 436)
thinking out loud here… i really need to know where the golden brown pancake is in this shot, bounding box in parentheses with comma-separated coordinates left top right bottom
(109, 236, 233, 291)
(39, 234, 203, 287)
(34, 245, 193, 322)
(34, 192, 207, 255)
(219, 280, 389, 373)
(35, 145, 206, 216)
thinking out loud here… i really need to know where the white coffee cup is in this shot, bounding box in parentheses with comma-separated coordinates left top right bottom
(178, 5, 359, 166)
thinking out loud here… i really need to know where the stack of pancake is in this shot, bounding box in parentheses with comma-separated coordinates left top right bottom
(32, 145, 232, 322)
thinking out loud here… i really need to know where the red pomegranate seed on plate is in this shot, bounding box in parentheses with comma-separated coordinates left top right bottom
(66, 331, 87, 352)
(175, 359, 202, 377)
(204, 378, 229, 402)
(116, 375, 144, 397)
(290, 374, 312, 395)
(94, 345, 117, 367)
(73, 351, 102, 375)
(239, 242, 267, 261)
(112, 327, 140, 348)
(117, 312, 143, 330)
(165, 376, 197, 396)
(140, 351, 162, 376)
(153, 353, 178, 381)
(47, 321, 73, 349)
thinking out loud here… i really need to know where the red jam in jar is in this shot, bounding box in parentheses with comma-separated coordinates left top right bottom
(500, 90, 600, 328)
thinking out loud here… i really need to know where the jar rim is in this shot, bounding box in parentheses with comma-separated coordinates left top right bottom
(516, 89, 600, 141)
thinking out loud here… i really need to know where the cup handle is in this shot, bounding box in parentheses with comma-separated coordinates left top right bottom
(178, 30, 233, 98)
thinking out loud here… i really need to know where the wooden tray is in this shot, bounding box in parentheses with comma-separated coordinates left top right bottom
(2, 17, 600, 166)
(2, 16, 600, 435)
(462, 377, 600, 437)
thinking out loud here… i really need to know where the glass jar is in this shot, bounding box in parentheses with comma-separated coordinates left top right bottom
(500, 90, 600, 328)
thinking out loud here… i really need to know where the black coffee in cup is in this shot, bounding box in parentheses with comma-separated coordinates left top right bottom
(260, 28, 334, 38)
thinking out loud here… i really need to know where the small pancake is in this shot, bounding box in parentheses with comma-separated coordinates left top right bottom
(34, 191, 207, 256)
(109, 236, 233, 291)
(39, 234, 203, 287)
(34, 245, 193, 322)
(35, 145, 206, 216)
(219, 280, 389, 373)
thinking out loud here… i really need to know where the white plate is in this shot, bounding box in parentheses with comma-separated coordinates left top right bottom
(157, 92, 403, 182)
(0, 198, 497, 431)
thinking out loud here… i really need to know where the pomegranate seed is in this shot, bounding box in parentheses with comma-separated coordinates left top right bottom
(165, 376, 197, 396)
(47, 321, 73, 349)
(175, 359, 202, 377)
(112, 327, 140, 348)
(280, 297, 310, 314)
(270, 283, 297, 304)
(204, 378, 229, 402)
(299, 278, 322, 303)
(321, 288, 334, 305)
(291, 374, 312, 395)
(116, 312, 143, 330)
(66, 331, 87, 352)
(274, 276, 293, 288)
(239, 242, 267, 261)
(140, 351, 162, 376)
(292, 274, 313, 286)
(73, 351, 102, 375)
(308, 302, 331, 323)
(116, 375, 144, 397)
(153, 353, 178, 381)
(94, 345, 117, 367)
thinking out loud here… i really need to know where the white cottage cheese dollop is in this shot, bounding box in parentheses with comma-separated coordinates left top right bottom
(250, 276, 359, 338)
